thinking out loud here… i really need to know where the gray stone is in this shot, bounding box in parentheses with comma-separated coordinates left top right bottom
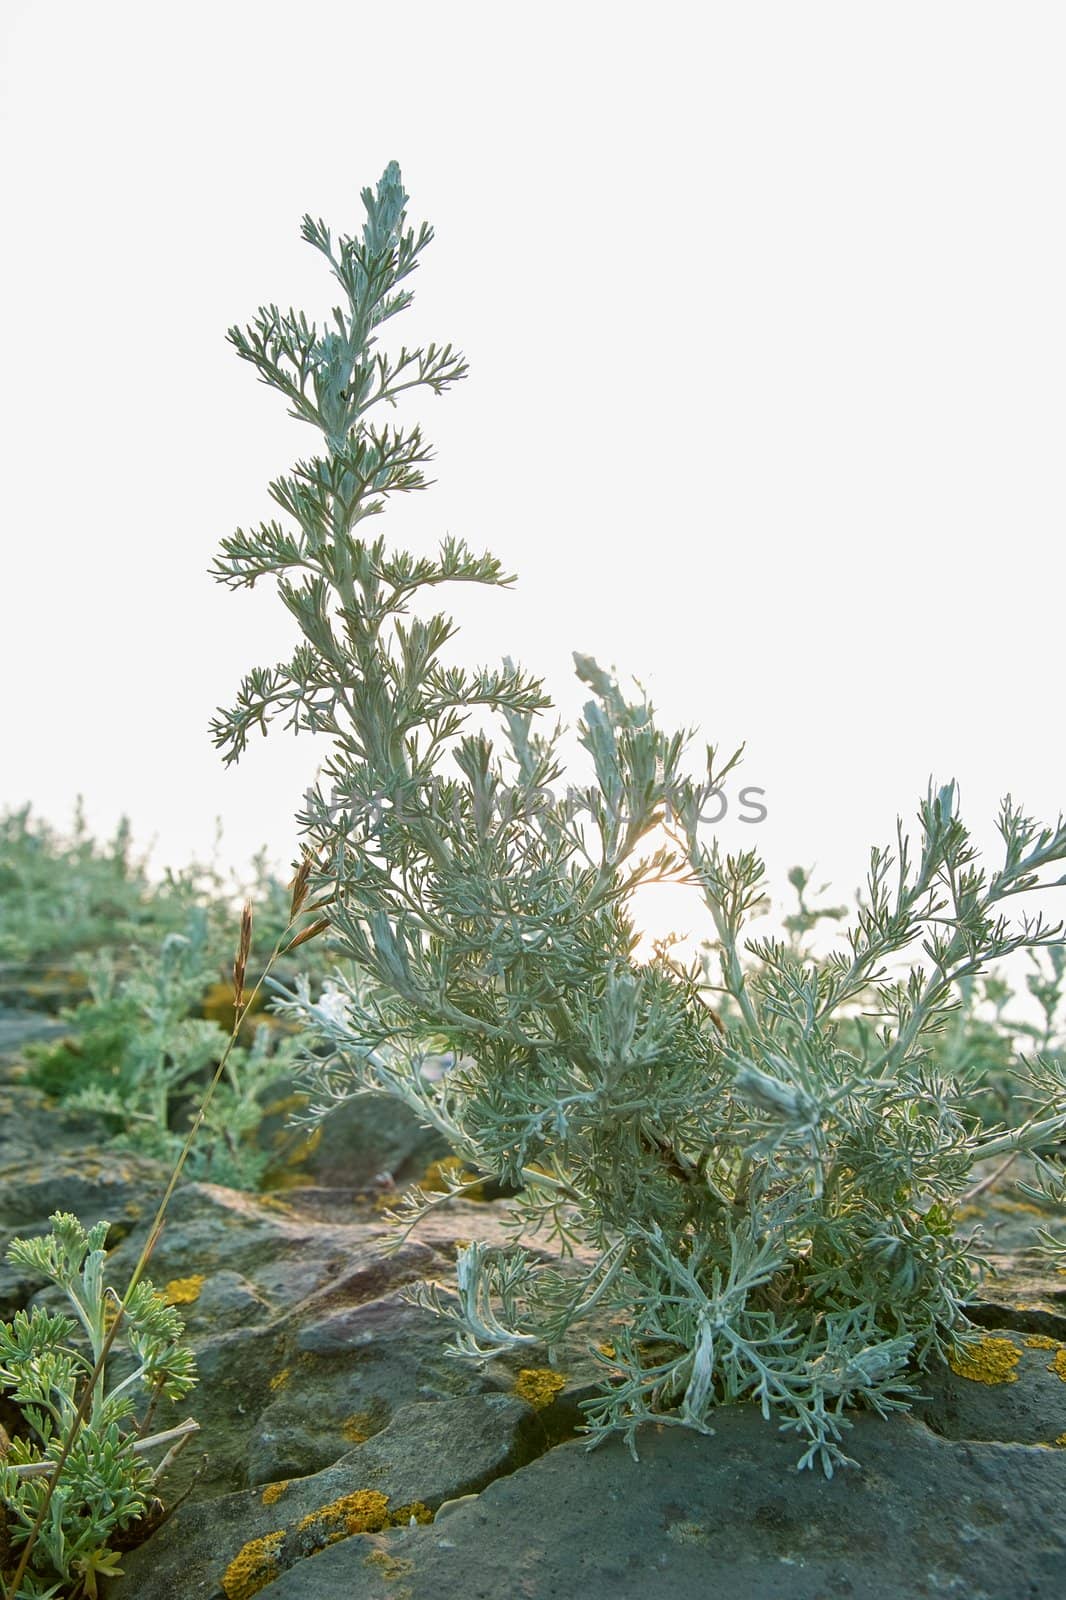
(0, 1008, 70, 1058)
(260, 1410, 1066, 1600)
(912, 1336, 1066, 1447)
(105, 1393, 545, 1600)
(257, 1076, 452, 1191)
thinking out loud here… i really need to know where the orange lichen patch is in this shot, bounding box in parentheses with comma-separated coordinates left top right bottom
(260, 1480, 291, 1507)
(298, 1489, 391, 1539)
(341, 1412, 375, 1445)
(269, 1367, 291, 1393)
(1024, 1334, 1060, 1350)
(162, 1275, 206, 1306)
(1047, 1348, 1066, 1383)
(948, 1336, 1021, 1385)
(514, 1367, 567, 1409)
(420, 1155, 487, 1201)
(221, 1531, 285, 1600)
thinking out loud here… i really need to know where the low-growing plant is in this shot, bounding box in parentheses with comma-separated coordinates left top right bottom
(212, 163, 1066, 1475)
(0, 1213, 197, 1598)
(24, 915, 302, 1189)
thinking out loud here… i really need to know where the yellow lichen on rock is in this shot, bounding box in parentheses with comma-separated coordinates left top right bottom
(514, 1367, 567, 1409)
(947, 1335, 1021, 1385)
(260, 1480, 290, 1506)
(341, 1412, 373, 1444)
(1024, 1334, 1060, 1350)
(1048, 1348, 1066, 1383)
(666, 1520, 712, 1547)
(996, 1197, 1048, 1217)
(269, 1367, 291, 1392)
(387, 1502, 434, 1527)
(298, 1489, 391, 1539)
(1053, 1432, 1066, 1447)
(162, 1275, 205, 1306)
(221, 1531, 285, 1600)
(260, 1093, 311, 1122)
(365, 1548, 415, 1579)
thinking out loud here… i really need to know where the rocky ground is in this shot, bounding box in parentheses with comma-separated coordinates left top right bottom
(0, 1007, 1064, 1600)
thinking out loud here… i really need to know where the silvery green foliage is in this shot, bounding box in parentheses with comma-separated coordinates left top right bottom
(214, 167, 1066, 1475)
(0, 1214, 197, 1597)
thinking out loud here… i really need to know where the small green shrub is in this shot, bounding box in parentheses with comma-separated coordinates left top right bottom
(0, 1214, 196, 1598)
(25, 917, 302, 1189)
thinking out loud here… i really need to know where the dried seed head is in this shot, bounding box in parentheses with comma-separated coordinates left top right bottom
(289, 850, 314, 919)
(286, 915, 330, 953)
(234, 903, 253, 1011)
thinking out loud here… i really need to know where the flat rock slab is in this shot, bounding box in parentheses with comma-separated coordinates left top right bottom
(260, 1409, 1066, 1600)
(0, 1009, 70, 1058)
(106, 1393, 545, 1600)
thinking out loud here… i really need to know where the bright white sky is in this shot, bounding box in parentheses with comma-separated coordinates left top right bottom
(2, 2, 1064, 959)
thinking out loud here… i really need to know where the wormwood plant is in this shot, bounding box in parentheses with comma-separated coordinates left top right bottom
(0, 1214, 197, 1598)
(213, 164, 1066, 1474)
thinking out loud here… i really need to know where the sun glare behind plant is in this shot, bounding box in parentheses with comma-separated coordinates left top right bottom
(627, 824, 716, 966)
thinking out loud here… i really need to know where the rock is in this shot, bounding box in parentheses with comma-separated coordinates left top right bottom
(105, 1394, 546, 1600)
(0, 966, 89, 1015)
(0, 1081, 117, 1179)
(255, 1410, 1066, 1600)
(0, 1152, 170, 1319)
(912, 1332, 1066, 1446)
(0, 1008, 71, 1058)
(256, 1076, 452, 1192)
